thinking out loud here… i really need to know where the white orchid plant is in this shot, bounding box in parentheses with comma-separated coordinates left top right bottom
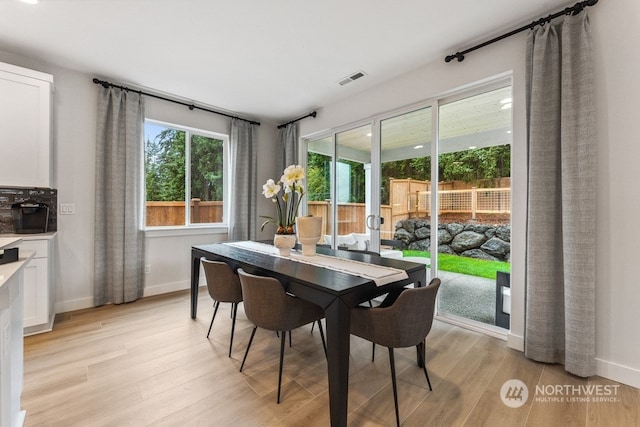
(261, 164, 306, 235)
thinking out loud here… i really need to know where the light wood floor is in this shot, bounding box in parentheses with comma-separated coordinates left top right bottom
(22, 289, 639, 426)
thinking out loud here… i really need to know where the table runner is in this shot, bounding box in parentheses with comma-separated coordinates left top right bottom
(224, 241, 408, 286)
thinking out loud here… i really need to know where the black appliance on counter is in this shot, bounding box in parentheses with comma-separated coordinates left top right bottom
(11, 200, 50, 234)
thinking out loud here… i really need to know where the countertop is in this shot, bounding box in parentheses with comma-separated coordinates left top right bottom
(0, 232, 56, 241)
(0, 237, 22, 250)
(0, 250, 34, 303)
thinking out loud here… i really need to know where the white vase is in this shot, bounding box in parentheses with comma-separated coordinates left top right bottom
(296, 216, 323, 256)
(273, 234, 296, 256)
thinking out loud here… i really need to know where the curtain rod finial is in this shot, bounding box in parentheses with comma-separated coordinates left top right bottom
(92, 78, 109, 89)
(445, 52, 465, 63)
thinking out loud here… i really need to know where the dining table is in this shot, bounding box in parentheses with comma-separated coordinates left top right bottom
(190, 241, 427, 427)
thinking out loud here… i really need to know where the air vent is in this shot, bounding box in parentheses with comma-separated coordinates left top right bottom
(338, 70, 367, 86)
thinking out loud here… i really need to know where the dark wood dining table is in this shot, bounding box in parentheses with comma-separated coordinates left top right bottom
(190, 242, 427, 427)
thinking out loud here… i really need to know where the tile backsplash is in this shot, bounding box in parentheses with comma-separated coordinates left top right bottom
(0, 186, 57, 234)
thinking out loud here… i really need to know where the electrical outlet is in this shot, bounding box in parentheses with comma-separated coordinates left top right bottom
(145, 265, 151, 274)
(60, 203, 75, 215)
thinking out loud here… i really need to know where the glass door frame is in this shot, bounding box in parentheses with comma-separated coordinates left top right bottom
(300, 119, 379, 252)
(301, 75, 513, 337)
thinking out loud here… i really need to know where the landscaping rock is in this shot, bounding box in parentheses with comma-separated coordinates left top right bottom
(472, 224, 490, 234)
(438, 244, 455, 254)
(461, 249, 500, 261)
(415, 226, 431, 240)
(408, 238, 430, 251)
(393, 219, 511, 261)
(496, 226, 511, 242)
(450, 231, 487, 252)
(438, 229, 453, 245)
(394, 228, 414, 244)
(480, 237, 510, 258)
(446, 223, 465, 236)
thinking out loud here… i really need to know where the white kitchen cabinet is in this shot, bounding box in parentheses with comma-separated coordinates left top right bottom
(19, 235, 55, 335)
(0, 237, 31, 427)
(0, 61, 53, 188)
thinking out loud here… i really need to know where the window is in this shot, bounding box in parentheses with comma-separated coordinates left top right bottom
(144, 120, 228, 227)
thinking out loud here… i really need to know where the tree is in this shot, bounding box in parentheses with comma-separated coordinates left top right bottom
(145, 128, 185, 202)
(307, 144, 511, 206)
(191, 135, 224, 201)
(145, 128, 225, 202)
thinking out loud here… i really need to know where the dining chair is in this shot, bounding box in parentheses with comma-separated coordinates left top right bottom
(350, 277, 441, 427)
(237, 268, 327, 403)
(201, 259, 243, 357)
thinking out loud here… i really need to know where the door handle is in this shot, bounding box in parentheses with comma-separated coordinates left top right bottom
(366, 214, 380, 231)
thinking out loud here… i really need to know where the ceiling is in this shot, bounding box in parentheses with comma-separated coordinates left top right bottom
(0, 0, 570, 124)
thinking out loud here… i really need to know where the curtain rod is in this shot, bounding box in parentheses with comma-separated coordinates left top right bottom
(277, 111, 317, 129)
(92, 78, 261, 126)
(444, 0, 598, 63)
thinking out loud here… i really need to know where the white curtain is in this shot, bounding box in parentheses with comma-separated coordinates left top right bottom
(525, 11, 596, 377)
(229, 118, 258, 241)
(278, 122, 298, 171)
(94, 87, 145, 305)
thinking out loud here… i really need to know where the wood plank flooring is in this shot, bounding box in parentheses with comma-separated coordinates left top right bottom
(21, 289, 639, 426)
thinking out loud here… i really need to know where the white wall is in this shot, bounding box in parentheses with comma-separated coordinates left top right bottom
(0, 49, 279, 312)
(299, 2, 640, 388)
(591, 0, 640, 388)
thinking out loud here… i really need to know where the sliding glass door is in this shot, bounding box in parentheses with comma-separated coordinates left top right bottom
(305, 124, 375, 251)
(303, 78, 513, 332)
(436, 84, 512, 328)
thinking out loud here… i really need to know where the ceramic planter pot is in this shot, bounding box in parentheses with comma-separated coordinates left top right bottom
(296, 216, 322, 256)
(273, 234, 296, 256)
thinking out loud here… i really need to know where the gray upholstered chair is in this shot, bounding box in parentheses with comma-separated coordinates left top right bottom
(201, 259, 243, 357)
(350, 278, 441, 427)
(237, 268, 326, 404)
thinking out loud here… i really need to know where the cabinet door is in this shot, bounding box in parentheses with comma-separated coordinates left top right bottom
(0, 66, 52, 187)
(22, 257, 48, 328)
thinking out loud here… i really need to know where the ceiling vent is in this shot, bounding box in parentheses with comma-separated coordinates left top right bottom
(338, 70, 367, 86)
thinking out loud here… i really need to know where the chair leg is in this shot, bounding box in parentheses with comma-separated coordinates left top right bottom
(416, 344, 432, 391)
(388, 348, 400, 427)
(277, 330, 286, 404)
(316, 320, 327, 358)
(240, 326, 257, 372)
(367, 298, 374, 362)
(229, 303, 239, 357)
(207, 301, 220, 338)
(289, 329, 292, 348)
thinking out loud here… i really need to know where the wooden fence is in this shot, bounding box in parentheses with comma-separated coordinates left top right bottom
(389, 178, 510, 229)
(146, 178, 509, 236)
(146, 200, 223, 226)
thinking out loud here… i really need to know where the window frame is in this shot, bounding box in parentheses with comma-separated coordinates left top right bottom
(143, 118, 230, 231)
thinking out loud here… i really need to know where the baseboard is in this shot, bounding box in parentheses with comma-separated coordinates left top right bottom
(596, 357, 640, 389)
(55, 297, 94, 314)
(23, 313, 55, 336)
(55, 280, 206, 314)
(143, 279, 190, 297)
(504, 336, 640, 389)
(507, 332, 524, 352)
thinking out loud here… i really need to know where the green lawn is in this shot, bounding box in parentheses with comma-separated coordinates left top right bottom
(403, 250, 510, 279)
